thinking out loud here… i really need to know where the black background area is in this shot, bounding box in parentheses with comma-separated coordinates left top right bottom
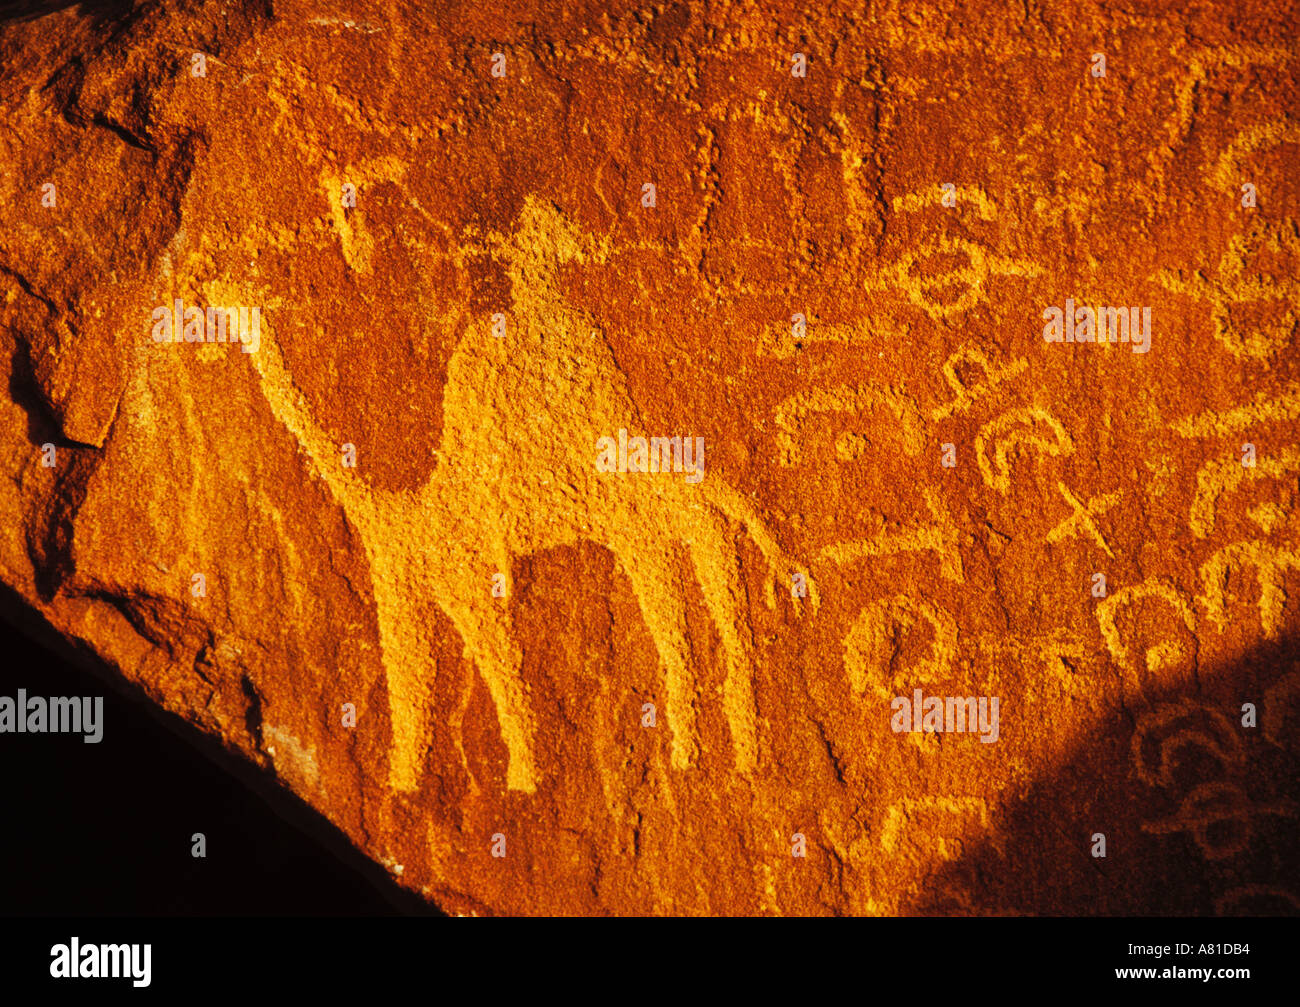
(0, 608, 436, 916)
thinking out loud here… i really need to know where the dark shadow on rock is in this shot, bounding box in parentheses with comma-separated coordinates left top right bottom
(6, 335, 64, 449)
(0, 1, 135, 26)
(904, 631, 1300, 916)
(0, 580, 442, 916)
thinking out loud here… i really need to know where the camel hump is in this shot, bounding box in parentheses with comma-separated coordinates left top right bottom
(495, 195, 612, 284)
(443, 195, 635, 429)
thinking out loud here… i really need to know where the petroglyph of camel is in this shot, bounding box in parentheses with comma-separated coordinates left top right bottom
(248, 196, 817, 793)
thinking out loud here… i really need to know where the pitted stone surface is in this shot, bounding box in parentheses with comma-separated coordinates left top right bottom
(1, 0, 1297, 915)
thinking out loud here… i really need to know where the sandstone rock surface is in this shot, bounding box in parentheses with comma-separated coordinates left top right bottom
(1, 0, 1297, 914)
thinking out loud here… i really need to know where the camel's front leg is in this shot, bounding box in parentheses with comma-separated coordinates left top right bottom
(374, 587, 440, 793)
(441, 587, 540, 793)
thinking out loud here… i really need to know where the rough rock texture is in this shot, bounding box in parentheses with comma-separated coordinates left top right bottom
(1, 0, 1298, 915)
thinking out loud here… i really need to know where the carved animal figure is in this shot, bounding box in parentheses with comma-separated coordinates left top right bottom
(249, 196, 816, 792)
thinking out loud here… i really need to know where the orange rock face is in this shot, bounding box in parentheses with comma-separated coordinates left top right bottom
(1, 0, 1297, 915)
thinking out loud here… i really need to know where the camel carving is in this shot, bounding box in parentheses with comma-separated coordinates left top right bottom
(247, 196, 817, 793)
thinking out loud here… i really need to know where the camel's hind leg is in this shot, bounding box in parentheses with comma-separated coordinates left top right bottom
(617, 541, 700, 771)
(440, 589, 539, 793)
(686, 513, 760, 773)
